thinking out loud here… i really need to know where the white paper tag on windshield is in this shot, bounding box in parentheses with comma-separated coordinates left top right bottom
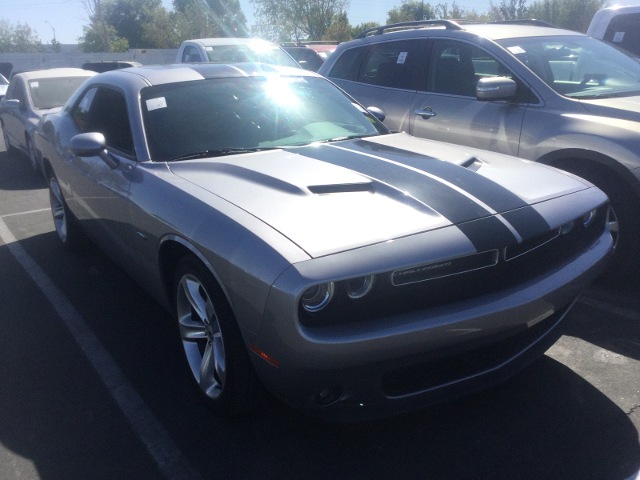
(397, 52, 408, 64)
(146, 97, 167, 111)
(613, 31, 625, 43)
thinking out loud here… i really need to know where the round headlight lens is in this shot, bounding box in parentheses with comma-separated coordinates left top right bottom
(301, 282, 334, 313)
(346, 275, 375, 300)
(560, 220, 574, 235)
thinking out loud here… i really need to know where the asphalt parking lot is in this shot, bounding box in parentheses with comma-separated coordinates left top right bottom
(0, 142, 638, 480)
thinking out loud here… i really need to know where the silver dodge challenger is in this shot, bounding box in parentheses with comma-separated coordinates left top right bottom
(36, 63, 612, 419)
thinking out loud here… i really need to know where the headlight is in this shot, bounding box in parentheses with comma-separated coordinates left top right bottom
(582, 209, 597, 227)
(346, 275, 375, 300)
(560, 220, 574, 235)
(301, 282, 334, 312)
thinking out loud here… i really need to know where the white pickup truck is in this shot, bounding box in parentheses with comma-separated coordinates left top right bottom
(176, 37, 300, 67)
(587, 5, 640, 57)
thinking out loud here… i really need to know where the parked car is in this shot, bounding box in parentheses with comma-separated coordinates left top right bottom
(318, 20, 640, 279)
(36, 63, 611, 419)
(176, 37, 299, 68)
(282, 45, 325, 71)
(587, 4, 640, 57)
(82, 60, 142, 73)
(0, 68, 95, 173)
(0, 73, 8, 99)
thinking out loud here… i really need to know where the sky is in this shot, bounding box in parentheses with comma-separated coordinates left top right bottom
(0, 0, 628, 45)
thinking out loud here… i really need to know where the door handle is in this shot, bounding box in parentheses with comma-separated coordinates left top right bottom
(414, 107, 437, 119)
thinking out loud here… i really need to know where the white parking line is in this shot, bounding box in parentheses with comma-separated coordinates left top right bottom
(0, 216, 203, 480)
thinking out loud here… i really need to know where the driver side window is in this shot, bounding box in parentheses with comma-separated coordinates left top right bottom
(72, 87, 134, 156)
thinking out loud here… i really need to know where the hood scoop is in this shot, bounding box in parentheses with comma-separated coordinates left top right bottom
(308, 182, 374, 194)
(458, 156, 483, 171)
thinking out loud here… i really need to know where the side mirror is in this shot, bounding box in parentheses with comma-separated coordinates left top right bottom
(367, 106, 386, 122)
(476, 77, 517, 101)
(3, 98, 20, 108)
(70, 132, 119, 169)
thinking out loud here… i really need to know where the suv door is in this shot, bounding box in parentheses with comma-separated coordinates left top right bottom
(409, 39, 530, 157)
(327, 39, 427, 133)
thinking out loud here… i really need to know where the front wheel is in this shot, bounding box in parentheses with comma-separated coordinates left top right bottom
(577, 168, 640, 281)
(48, 173, 82, 251)
(173, 257, 257, 416)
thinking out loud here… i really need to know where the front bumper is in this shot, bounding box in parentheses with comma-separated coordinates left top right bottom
(250, 228, 612, 420)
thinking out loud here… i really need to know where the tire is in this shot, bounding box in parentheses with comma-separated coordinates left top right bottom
(48, 173, 83, 251)
(2, 122, 13, 154)
(577, 168, 640, 281)
(27, 137, 40, 175)
(173, 256, 257, 416)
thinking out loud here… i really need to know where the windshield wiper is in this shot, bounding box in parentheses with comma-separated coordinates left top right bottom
(170, 147, 276, 161)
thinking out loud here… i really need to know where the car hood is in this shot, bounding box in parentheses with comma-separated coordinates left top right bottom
(581, 94, 640, 118)
(169, 133, 592, 257)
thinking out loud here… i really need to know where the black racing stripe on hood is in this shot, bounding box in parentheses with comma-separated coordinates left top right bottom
(294, 144, 491, 223)
(348, 140, 531, 208)
(293, 143, 520, 250)
(343, 139, 550, 240)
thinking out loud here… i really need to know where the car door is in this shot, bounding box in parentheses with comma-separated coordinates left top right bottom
(63, 85, 139, 267)
(328, 39, 428, 134)
(409, 39, 529, 157)
(2, 78, 28, 150)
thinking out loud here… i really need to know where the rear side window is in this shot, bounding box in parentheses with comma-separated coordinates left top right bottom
(358, 40, 424, 90)
(327, 47, 368, 81)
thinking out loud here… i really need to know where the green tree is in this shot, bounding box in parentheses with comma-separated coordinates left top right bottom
(387, 0, 436, 23)
(79, 23, 129, 52)
(489, 0, 528, 21)
(252, 0, 349, 42)
(173, 0, 247, 39)
(104, 0, 165, 48)
(351, 21, 380, 38)
(528, 0, 604, 31)
(0, 20, 41, 52)
(323, 11, 351, 41)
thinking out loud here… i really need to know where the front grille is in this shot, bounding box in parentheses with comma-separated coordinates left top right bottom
(299, 204, 608, 328)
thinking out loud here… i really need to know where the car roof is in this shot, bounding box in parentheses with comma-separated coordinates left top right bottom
(96, 63, 317, 87)
(353, 20, 583, 43)
(15, 68, 96, 81)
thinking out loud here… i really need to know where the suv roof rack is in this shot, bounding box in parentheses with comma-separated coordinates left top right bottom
(356, 20, 463, 39)
(491, 19, 557, 27)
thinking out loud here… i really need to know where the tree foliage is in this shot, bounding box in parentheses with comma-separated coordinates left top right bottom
(251, 0, 349, 42)
(387, 1, 436, 23)
(0, 19, 41, 53)
(173, 0, 248, 39)
(489, 0, 529, 21)
(527, 0, 604, 31)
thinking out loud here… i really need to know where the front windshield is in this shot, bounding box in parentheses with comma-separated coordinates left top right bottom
(497, 35, 640, 98)
(205, 44, 299, 68)
(141, 75, 387, 162)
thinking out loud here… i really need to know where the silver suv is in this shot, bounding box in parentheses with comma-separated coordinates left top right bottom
(319, 20, 640, 278)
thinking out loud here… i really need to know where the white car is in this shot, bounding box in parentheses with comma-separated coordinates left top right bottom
(0, 68, 95, 174)
(587, 5, 640, 57)
(176, 37, 300, 68)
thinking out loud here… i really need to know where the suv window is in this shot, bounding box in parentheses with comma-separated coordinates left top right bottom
(329, 40, 424, 90)
(72, 87, 134, 155)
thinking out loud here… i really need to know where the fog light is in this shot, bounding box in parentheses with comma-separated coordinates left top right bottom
(346, 275, 375, 300)
(301, 282, 334, 313)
